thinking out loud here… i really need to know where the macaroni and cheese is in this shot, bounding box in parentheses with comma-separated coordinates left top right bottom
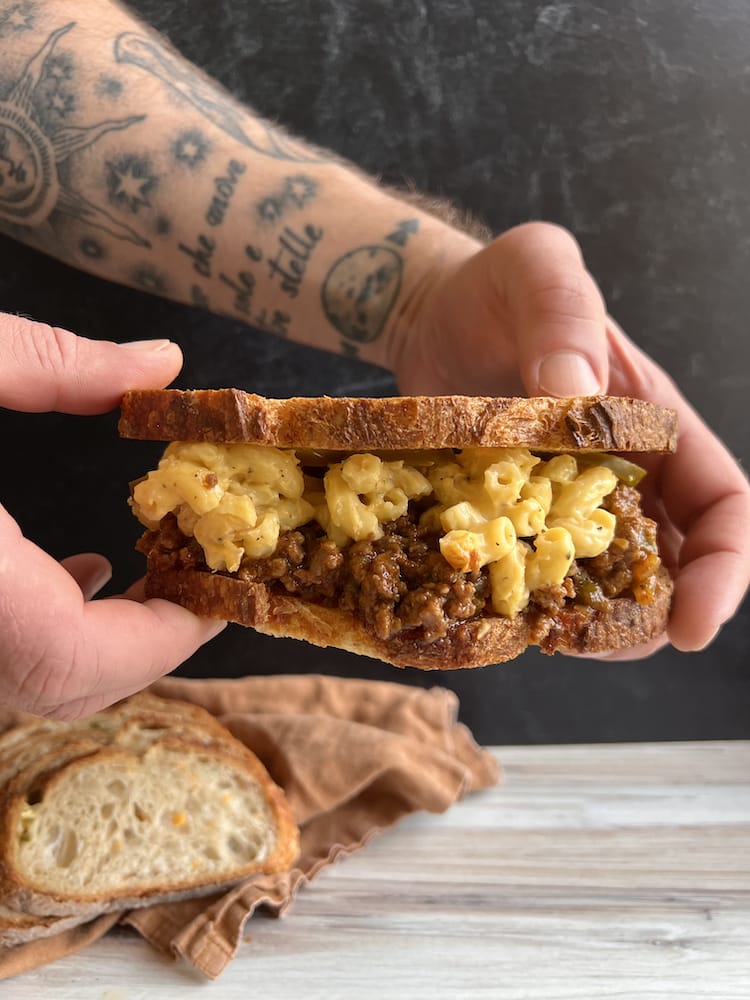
(132, 443, 621, 618)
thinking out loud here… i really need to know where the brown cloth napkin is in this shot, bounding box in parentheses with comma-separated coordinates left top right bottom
(0, 674, 499, 980)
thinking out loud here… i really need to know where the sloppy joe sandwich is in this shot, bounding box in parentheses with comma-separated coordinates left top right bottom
(119, 391, 677, 669)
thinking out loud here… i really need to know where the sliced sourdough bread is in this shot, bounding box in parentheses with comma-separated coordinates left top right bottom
(118, 389, 678, 453)
(0, 694, 298, 923)
(0, 903, 94, 949)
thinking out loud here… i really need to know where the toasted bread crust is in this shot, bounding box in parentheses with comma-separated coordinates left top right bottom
(143, 563, 672, 668)
(119, 390, 678, 453)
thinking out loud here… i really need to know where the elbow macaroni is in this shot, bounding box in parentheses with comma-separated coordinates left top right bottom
(132, 442, 620, 616)
(131, 442, 314, 572)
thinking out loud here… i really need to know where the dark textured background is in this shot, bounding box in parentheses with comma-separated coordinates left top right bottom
(1, 0, 748, 744)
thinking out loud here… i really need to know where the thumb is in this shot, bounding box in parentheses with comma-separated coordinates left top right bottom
(485, 222, 608, 397)
(0, 312, 183, 414)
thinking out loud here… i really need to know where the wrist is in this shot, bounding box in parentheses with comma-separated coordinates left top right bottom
(377, 214, 482, 377)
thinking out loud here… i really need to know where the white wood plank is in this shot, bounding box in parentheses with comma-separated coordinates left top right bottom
(2, 742, 749, 1000)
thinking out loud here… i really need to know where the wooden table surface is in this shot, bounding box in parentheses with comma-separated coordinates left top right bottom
(4, 741, 749, 999)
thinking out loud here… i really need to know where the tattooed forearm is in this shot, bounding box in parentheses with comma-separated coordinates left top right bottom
(114, 31, 327, 164)
(0, 20, 148, 248)
(0, 1, 482, 372)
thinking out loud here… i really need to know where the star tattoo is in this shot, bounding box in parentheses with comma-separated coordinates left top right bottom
(284, 175, 317, 208)
(172, 128, 209, 168)
(0, 2, 36, 35)
(46, 89, 75, 117)
(106, 154, 157, 213)
(44, 53, 73, 83)
(257, 197, 282, 224)
(131, 263, 168, 294)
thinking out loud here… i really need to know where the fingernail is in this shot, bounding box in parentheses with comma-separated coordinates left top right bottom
(697, 627, 721, 651)
(120, 339, 173, 352)
(85, 563, 113, 600)
(204, 620, 228, 640)
(538, 350, 602, 397)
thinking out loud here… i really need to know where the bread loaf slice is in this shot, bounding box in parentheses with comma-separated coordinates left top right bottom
(0, 694, 234, 792)
(0, 903, 94, 949)
(0, 696, 299, 920)
(119, 390, 678, 453)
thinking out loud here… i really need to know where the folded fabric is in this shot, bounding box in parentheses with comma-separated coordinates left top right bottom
(0, 674, 499, 980)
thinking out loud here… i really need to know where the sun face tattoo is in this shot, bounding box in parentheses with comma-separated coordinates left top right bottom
(0, 22, 150, 246)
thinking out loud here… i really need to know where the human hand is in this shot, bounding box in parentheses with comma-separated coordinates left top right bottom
(393, 222, 750, 657)
(0, 314, 225, 719)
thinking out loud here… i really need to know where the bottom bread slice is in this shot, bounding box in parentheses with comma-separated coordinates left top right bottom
(143, 564, 673, 669)
(0, 903, 99, 949)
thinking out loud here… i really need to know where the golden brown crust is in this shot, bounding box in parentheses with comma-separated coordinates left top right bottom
(119, 390, 678, 453)
(143, 563, 672, 668)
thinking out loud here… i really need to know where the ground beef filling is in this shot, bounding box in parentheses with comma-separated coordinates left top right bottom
(141, 483, 660, 644)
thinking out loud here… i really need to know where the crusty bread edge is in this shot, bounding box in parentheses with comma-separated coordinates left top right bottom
(143, 564, 673, 668)
(119, 390, 678, 453)
(0, 906, 102, 949)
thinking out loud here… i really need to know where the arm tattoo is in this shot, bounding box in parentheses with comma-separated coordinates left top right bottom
(106, 153, 157, 214)
(114, 32, 327, 163)
(172, 127, 210, 169)
(96, 74, 125, 101)
(256, 174, 318, 225)
(386, 218, 419, 247)
(131, 261, 168, 295)
(0, 2, 36, 36)
(321, 245, 403, 352)
(206, 159, 245, 226)
(0, 21, 148, 245)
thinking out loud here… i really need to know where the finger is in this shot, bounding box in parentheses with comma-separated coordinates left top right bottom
(0, 312, 183, 414)
(60, 553, 113, 600)
(399, 223, 608, 397)
(606, 319, 750, 648)
(0, 508, 225, 717)
(489, 223, 609, 396)
(669, 493, 749, 650)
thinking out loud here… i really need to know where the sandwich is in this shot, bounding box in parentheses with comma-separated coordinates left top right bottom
(118, 390, 677, 669)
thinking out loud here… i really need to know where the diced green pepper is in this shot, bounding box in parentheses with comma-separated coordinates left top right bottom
(581, 452, 647, 487)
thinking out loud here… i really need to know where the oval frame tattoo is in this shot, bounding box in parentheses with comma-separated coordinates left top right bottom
(321, 245, 403, 345)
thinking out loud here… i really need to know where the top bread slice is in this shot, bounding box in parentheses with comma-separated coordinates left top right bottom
(118, 389, 678, 453)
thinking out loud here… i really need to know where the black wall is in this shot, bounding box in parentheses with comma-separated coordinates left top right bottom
(1, 1, 747, 744)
